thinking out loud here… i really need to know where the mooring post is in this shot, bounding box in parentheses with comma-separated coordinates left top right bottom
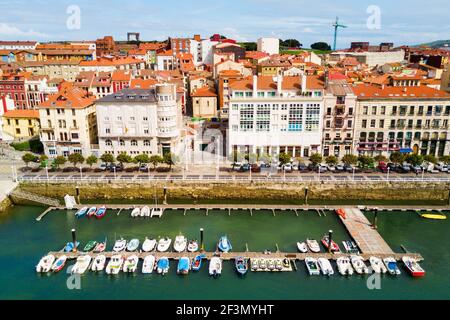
(200, 228, 204, 252)
(328, 230, 333, 254)
(163, 187, 168, 205)
(71, 229, 77, 253)
(305, 187, 309, 205)
(75, 186, 80, 205)
(372, 208, 379, 229)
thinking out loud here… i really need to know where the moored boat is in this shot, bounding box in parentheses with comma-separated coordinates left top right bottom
(36, 255, 55, 273)
(157, 238, 172, 252)
(91, 255, 106, 272)
(383, 257, 401, 276)
(87, 207, 97, 218)
(83, 241, 97, 252)
(51, 255, 67, 273)
(297, 242, 308, 253)
(322, 235, 341, 253)
(218, 235, 232, 253)
(142, 255, 156, 274)
(63, 241, 80, 253)
(106, 255, 124, 275)
(177, 257, 190, 275)
(342, 240, 360, 254)
(305, 257, 320, 276)
(141, 206, 150, 218)
(113, 239, 127, 252)
(275, 259, 283, 271)
(123, 255, 139, 273)
(402, 256, 425, 277)
(131, 207, 141, 218)
(95, 206, 107, 219)
(142, 238, 157, 252)
(369, 256, 387, 274)
(173, 234, 187, 253)
(157, 257, 170, 275)
(187, 240, 199, 252)
(71, 255, 92, 274)
(209, 257, 222, 277)
(336, 257, 354, 276)
(94, 240, 107, 253)
(306, 239, 321, 253)
(419, 212, 447, 220)
(75, 207, 88, 219)
(317, 258, 334, 276)
(351, 255, 369, 274)
(251, 259, 259, 271)
(191, 254, 204, 271)
(126, 239, 140, 252)
(235, 257, 249, 276)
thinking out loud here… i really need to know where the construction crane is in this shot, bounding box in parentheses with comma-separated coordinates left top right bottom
(332, 17, 347, 51)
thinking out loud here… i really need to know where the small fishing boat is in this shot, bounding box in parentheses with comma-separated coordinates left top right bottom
(51, 255, 67, 273)
(123, 255, 139, 273)
(71, 255, 92, 275)
(75, 207, 88, 219)
(305, 257, 320, 276)
(321, 235, 341, 253)
(131, 207, 141, 218)
(336, 208, 346, 219)
(251, 259, 259, 271)
(95, 206, 107, 219)
(83, 241, 97, 252)
(94, 240, 107, 253)
(106, 255, 124, 275)
(142, 238, 157, 252)
(36, 255, 55, 273)
(126, 239, 140, 252)
(369, 257, 387, 274)
(275, 259, 283, 271)
(306, 239, 321, 253)
(336, 257, 354, 276)
(402, 257, 425, 278)
(383, 257, 401, 276)
(351, 255, 369, 274)
(318, 258, 334, 276)
(87, 207, 97, 218)
(297, 242, 308, 253)
(235, 257, 249, 276)
(141, 206, 150, 218)
(282, 259, 291, 269)
(419, 212, 447, 220)
(191, 254, 204, 271)
(218, 235, 232, 253)
(142, 255, 156, 274)
(209, 257, 222, 277)
(91, 255, 106, 272)
(157, 238, 172, 252)
(342, 240, 360, 254)
(187, 240, 199, 252)
(63, 241, 80, 253)
(157, 257, 170, 275)
(177, 257, 190, 275)
(267, 259, 275, 271)
(173, 234, 188, 253)
(113, 239, 127, 252)
(258, 259, 267, 270)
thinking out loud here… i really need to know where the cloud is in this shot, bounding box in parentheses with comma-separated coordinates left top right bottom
(0, 23, 50, 38)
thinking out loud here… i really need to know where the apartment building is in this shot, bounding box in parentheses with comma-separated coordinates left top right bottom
(79, 57, 145, 76)
(352, 84, 450, 157)
(257, 38, 280, 56)
(37, 82, 98, 157)
(442, 61, 450, 93)
(2, 109, 40, 141)
(0, 41, 38, 51)
(96, 84, 181, 156)
(18, 60, 80, 81)
(228, 74, 325, 158)
(191, 86, 218, 118)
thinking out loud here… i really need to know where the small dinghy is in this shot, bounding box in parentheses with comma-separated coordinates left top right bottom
(141, 206, 150, 218)
(235, 257, 249, 276)
(297, 242, 308, 253)
(142, 255, 156, 274)
(218, 235, 232, 253)
(142, 238, 157, 252)
(75, 207, 88, 219)
(157, 257, 170, 275)
(173, 234, 187, 253)
(209, 257, 222, 277)
(157, 238, 172, 252)
(343, 240, 360, 254)
(275, 259, 283, 271)
(91, 255, 106, 272)
(36, 255, 55, 273)
(337, 257, 354, 276)
(123, 255, 139, 273)
(305, 257, 320, 276)
(383, 257, 401, 276)
(251, 259, 259, 271)
(191, 254, 204, 272)
(63, 241, 80, 253)
(258, 259, 267, 270)
(52, 255, 67, 273)
(71, 255, 92, 275)
(187, 240, 199, 252)
(267, 259, 275, 271)
(83, 241, 97, 252)
(306, 239, 321, 253)
(106, 255, 124, 275)
(131, 207, 141, 218)
(402, 256, 425, 278)
(177, 257, 190, 275)
(369, 256, 387, 274)
(318, 258, 334, 276)
(126, 239, 140, 252)
(87, 207, 97, 218)
(282, 258, 291, 270)
(113, 239, 127, 252)
(351, 255, 369, 274)
(95, 206, 107, 219)
(94, 240, 107, 253)
(322, 235, 341, 253)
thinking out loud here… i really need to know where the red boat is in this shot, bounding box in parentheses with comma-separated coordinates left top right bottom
(95, 206, 107, 219)
(402, 257, 425, 278)
(336, 208, 346, 219)
(321, 236, 341, 253)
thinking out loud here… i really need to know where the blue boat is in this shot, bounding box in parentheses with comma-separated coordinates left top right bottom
(63, 241, 80, 253)
(95, 206, 107, 220)
(157, 257, 169, 275)
(75, 207, 88, 219)
(235, 257, 249, 276)
(177, 257, 190, 275)
(191, 254, 204, 271)
(218, 235, 232, 253)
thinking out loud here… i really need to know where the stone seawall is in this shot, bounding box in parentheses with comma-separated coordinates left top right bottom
(16, 181, 450, 203)
(0, 197, 13, 213)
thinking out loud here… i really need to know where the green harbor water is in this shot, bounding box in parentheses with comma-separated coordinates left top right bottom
(0, 204, 449, 300)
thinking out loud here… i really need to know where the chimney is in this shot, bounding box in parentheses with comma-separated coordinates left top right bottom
(253, 75, 258, 96)
(301, 73, 307, 94)
(194, 35, 201, 42)
(277, 74, 283, 95)
(324, 70, 329, 89)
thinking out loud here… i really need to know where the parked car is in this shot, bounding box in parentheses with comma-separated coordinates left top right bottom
(251, 164, 261, 173)
(317, 165, 328, 173)
(232, 162, 243, 172)
(377, 162, 389, 173)
(412, 165, 423, 174)
(335, 164, 345, 173)
(109, 164, 123, 172)
(99, 163, 109, 171)
(435, 162, 449, 172)
(139, 163, 149, 172)
(282, 164, 293, 172)
(398, 164, 411, 174)
(298, 163, 308, 172)
(344, 164, 354, 173)
(239, 163, 251, 172)
(426, 164, 440, 173)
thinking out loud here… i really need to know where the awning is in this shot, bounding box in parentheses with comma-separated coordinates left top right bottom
(399, 148, 413, 153)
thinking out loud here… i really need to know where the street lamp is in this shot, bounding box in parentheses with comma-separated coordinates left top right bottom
(352, 167, 356, 182)
(113, 166, 117, 180)
(45, 165, 49, 182)
(148, 165, 151, 182)
(79, 166, 83, 180)
(387, 167, 390, 181)
(421, 167, 425, 182)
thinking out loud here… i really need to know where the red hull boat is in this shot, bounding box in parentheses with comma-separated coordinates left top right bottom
(321, 236, 341, 253)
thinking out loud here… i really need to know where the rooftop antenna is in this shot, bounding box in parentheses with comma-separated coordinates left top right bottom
(332, 17, 347, 51)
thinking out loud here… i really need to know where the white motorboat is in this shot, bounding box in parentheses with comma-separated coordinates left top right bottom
(157, 238, 172, 252)
(151, 208, 164, 218)
(106, 255, 124, 275)
(383, 257, 401, 276)
(305, 257, 320, 276)
(51, 255, 67, 273)
(209, 257, 222, 277)
(131, 207, 141, 218)
(157, 257, 170, 275)
(369, 256, 387, 274)
(318, 258, 334, 276)
(402, 256, 425, 278)
(141, 206, 150, 218)
(187, 240, 199, 252)
(306, 239, 321, 253)
(113, 239, 127, 252)
(123, 255, 139, 273)
(91, 255, 107, 272)
(251, 259, 259, 271)
(71, 255, 92, 275)
(142, 255, 156, 274)
(142, 238, 157, 252)
(297, 242, 308, 253)
(173, 234, 187, 253)
(336, 257, 354, 276)
(36, 255, 55, 273)
(351, 255, 369, 274)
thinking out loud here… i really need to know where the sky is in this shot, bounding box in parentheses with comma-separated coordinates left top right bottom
(0, 0, 449, 48)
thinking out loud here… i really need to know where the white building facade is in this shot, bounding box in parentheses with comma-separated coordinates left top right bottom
(257, 38, 280, 56)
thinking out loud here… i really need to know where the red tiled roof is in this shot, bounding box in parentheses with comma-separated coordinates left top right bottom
(37, 82, 95, 109)
(191, 86, 217, 97)
(3, 109, 39, 118)
(351, 84, 450, 99)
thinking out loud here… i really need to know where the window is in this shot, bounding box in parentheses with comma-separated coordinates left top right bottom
(380, 106, 386, 115)
(347, 120, 353, 128)
(379, 120, 384, 128)
(106, 128, 111, 134)
(143, 117, 148, 121)
(119, 140, 125, 146)
(362, 120, 367, 128)
(71, 133, 79, 139)
(372, 106, 377, 115)
(409, 106, 415, 115)
(105, 140, 112, 146)
(418, 106, 424, 115)
(370, 120, 376, 128)
(144, 140, 150, 146)
(131, 140, 138, 146)
(16, 128, 21, 135)
(363, 106, 368, 115)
